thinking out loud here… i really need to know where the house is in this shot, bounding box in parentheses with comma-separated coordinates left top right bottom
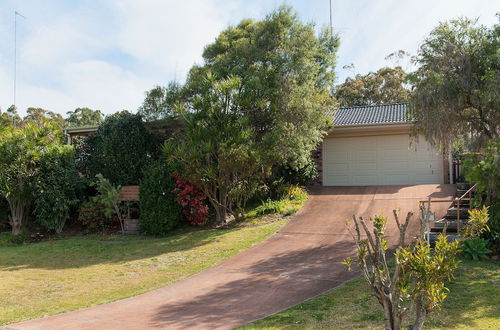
(65, 103, 451, 187)
(316, 102, 451, 186)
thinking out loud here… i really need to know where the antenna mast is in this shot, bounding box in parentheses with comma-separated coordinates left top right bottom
(14, 11, 26, 110)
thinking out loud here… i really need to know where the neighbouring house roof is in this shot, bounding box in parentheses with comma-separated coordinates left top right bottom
(329, 102, 411, 127)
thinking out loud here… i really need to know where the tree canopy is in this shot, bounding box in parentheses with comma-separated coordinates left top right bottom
(166, 7, 339, 224)
(65, 107, 104, 127)
(137, 82, 181, 121)
(335, 66, 410, 106)
(410, 17, 500, 149)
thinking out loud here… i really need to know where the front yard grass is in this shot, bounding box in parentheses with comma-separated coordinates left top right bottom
(0, 204, 297, 325)
(244, 259, 500, 329)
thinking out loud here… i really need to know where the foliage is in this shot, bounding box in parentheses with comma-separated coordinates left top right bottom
(462, 139, 500, 204)
(0, 120, 62, 234)
(483, 200, 500, 251)
(254, 199, 288, 216)
(139, 161, 182, 235)
(344, 211, 460, 330)
(0, 231, 31, 246)
(0, 106, 21, 130)
(167, 7, 337, 224)
(273, 157, 318, 187)
(171, 173, 209, 226)
(397, 236, 460, 327)
(410, 17, 500, 149)
(77, 201, 108, 233)
(65, 107, 104, 127)
(91, 174, 124, 233)
(165, 76, 262, 225)
(138, 82, 181, 121)
(77, 111, 159, 186)
(0, 197, 9, 231)
(461, 237, 492, 260)
(462, 206, 490, 238)
(32, 145, 82, 233)
(278, 184, 308, 201)
(335, 66, 410, 106)
(24, 107, 65, 129)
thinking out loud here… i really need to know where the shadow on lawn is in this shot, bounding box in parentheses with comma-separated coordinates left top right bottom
(0, 227, 234, 271)
(149, 239, 361, 329)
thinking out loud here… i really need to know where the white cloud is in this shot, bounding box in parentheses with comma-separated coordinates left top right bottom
(0, 0, 498, 115)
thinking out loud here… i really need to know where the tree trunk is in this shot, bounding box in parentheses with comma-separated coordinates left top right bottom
(214, 204, 227, 225)
(411, 297, 427, 330)
(7, 198, 30, 235)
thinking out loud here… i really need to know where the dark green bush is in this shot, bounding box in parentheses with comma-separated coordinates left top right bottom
(0, 231, 30, 246)
(76, 111, 160, 186)
(77, 201, 109, 233)
(274, 157, 318, 187)
(139, 161, 181, 235)
(0, 197, 9, 232)
(483, 200, 500, 251)
(33, 145, 83, 233)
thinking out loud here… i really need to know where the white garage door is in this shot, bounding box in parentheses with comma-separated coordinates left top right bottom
(322, 134, 444, 186)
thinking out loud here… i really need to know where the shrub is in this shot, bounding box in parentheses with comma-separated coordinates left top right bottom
(0, 197, 9, 232)
(462, 139, 500, 204)
(278, 184, 307, 201)
(483, 200, 500, 251)
(0, 232, 30, 246)
(254, 200, 288, 216)
(461, 237, 492, 260)
(32, 145, 82, 233)
(462, 206, 490, 238)
(139, 162, 181, 235)
(91, 174, 124, 233)
(77, 201, 108, 233)
(274, 157, 318, 186)
(172, 174, 209, 226)
(76, 111, 159, 186)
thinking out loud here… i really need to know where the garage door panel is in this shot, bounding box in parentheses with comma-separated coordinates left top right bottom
(323, 134, 443, 186)
(382, 174, 412, 185)
(354, 175, 378, 185)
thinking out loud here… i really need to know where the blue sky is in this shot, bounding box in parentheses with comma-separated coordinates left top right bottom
(0, 0, 498, 116)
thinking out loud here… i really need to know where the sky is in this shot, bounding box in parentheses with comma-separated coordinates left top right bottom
(0, 0, 498, 116)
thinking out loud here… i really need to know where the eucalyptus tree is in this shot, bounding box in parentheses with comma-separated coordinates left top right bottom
(410, 17, 500, 149)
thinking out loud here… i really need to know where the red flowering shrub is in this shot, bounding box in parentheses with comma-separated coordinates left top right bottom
(171, 174, 209, 225)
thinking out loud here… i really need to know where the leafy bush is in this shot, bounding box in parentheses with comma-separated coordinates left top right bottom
(462, 139, 500, 204)
(274, 157, 318, 186)
(254, 199, 288, 216)
(0, 232, 30, 246)
(278, 184, 308, 201)
(462, 206, 490, 238)
(77, 201, 108, 233)
(172, 174, 209, 225)
(76, 111, 159, 186)
(92, 174, 124, 232)
(0, 197, 9, 232)
(461, 237, 492, 260)
(483, 200, 500, 251)
(32, 145, 82, 233)
(139, 161, 181, 235)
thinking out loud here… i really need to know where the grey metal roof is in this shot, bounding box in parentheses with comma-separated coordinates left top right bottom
(328, 102, 411, 126)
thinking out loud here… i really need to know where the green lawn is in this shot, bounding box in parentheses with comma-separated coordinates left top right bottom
(244, 259, 500, 329)
(0, 215, 290, 325)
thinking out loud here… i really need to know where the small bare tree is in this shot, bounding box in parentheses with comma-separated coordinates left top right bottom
(343, 210, 460, 330)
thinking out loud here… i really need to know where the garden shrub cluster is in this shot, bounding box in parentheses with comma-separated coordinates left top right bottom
(171, 173, 209, 226)
(76, 111, 160, 186)
(139, 162, 182, 235)
(32, 145, 83, 233)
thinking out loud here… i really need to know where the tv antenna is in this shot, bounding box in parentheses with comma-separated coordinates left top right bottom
(14, 10, 26, 109)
